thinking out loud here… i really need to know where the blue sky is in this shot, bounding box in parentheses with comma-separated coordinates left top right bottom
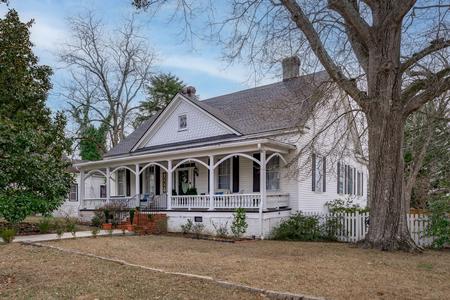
(0, 0, 277, 111)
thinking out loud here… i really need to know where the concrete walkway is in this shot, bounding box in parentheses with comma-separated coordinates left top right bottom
(13, 229, 127, 243)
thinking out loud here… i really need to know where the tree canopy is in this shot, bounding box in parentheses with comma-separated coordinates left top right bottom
(135, 73, 185, 126)
(0, 10, 73, 224)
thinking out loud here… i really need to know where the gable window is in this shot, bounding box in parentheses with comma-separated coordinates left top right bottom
(266, 156, 280, 191)
(312, 154, 326, 192)
(69, 184, 78, 202)
(218, 159, 231, 190)
(117, 169, 126, 196)
(178, 114, 187, 130)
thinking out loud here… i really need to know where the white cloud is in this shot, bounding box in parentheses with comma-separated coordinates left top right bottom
(158, 54, 252, 83)
(29, 20, 66, 52)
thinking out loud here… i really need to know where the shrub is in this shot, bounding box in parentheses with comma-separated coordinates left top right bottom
(191, 223, 205, 239)
(231, 207, 248, 238)
(65, 218, 77, 237)
(427, 196, 450, 249)
(129, 209, 135, 224)
(91, 211, 104, 227)
(181, 219, 193, 234)
(38, 217, 53, 234)
(54, 220, 64, 239)
(212, 221, 228, 238)
(271, 213, 321, 241)
(325, 197, 369, 214)
(99, 202, 128, 224)
(91, 227, 100, 238)
(1, 228, 16, 243)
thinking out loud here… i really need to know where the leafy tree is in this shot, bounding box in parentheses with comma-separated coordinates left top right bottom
(135, 73, 185, 126)
(79, 124, 108, 161)
(0, 10, 73, 224)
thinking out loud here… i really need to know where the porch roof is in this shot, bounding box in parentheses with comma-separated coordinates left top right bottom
(74, 138, 295, 169)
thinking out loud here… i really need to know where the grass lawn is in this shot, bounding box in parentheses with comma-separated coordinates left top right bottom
(0, 243, 264, 300)
(46, 235, 450, 300)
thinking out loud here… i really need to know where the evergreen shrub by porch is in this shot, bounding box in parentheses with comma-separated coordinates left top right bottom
(231, 208, 248, 238)
(1, 228, 16, 243)
(271, 212, 342, 241)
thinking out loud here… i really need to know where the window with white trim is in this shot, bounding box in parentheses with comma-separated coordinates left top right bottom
(178, 114, 187, 130)
(218, 159, 231, 190)
(69, 184, 78, 202)
(117, 169, 126, 196)
(338, 162, 364, 196)
(312, 154, 326, 192)
(266, 156, 280, 191)
(100, 185, 106, 198)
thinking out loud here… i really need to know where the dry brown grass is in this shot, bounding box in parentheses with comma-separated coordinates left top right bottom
(46, 235, 450, 300)
(0, 243, 264, 300)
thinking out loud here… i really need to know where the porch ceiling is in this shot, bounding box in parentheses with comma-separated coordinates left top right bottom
(74, 138, 295, 170)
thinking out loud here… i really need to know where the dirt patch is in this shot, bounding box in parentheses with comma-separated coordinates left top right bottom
(47, 235, 450, 300)
(0, 243, 264, 299)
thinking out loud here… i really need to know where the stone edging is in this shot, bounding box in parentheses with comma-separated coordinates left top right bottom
(23, 241, 325, 300)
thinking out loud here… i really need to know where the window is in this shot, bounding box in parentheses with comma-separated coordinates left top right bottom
(338, 162, 364, 196)
(117, 169, 126, 196)
(312, 154, 326, 192)
(100, 185, 106, 198)
(178, 114, 187, 130)
(69, 184, 78, 202)
(266, 156, 280, 191)
(218, 159, 231, 190)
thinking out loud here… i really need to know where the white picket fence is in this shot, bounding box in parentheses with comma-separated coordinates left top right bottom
(303, 212, 434, 247)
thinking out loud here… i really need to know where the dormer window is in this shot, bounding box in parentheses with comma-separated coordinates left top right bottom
(178, 114, 187, 131)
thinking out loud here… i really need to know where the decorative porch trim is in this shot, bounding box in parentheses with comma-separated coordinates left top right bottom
(85, 169, 107, 180)
(110, 166, 136, 176)
(266, 152, 287, 166)
(213, 153, 261, 169)
(139, 161, 168, 174)
(172, 158, 209, 171)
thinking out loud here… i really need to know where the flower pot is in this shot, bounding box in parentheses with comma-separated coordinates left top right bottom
(102, 223, 112, 230)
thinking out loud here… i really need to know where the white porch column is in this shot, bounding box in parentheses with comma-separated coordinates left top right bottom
(259, 149, 266, 239)
(106, 167, 111, 204)
(135, 163, 140, 206)
(208, 155, 215, 210)
(79, 169, 85, 209)
(167, 160, 172, 210)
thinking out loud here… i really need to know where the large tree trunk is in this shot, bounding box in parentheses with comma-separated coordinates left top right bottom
(362, 109, 421, 251)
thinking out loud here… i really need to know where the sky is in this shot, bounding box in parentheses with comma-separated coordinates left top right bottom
(0, 0, 278, 111)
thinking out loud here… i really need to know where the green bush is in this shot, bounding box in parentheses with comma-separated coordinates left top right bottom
(1, 228, 16, 243)
(325, 198, 369, 214)
(231, 207, 248, 238)
(38, 217, 53, 234)
(91, 211, 104, 227)
(427, 196, 450, 249)
(181, 219, 193, 234)
(129, 209, 135, 224)
(65, 218, 77, 237)
(91, 227, 100, 238)
(271, 213, 321, 241)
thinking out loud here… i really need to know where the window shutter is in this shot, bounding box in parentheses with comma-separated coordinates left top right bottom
(155, 165, 161, 195)
(344, 165, 348, 194)
(337, 162, 340, 194)
(353, 168, 356, 195)
(361, 173, 364, 196)
(311, 153, 316, 192)
(322, 156, 326, 192)
(253, 153, 260, 192)
(126, 169, 131, 196)
(232, 156, 239, 193)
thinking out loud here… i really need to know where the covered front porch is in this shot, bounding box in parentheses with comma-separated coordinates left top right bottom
(77, 138, 295, 213)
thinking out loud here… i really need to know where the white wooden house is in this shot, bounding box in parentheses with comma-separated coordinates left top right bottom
(73, 57, 368, 238)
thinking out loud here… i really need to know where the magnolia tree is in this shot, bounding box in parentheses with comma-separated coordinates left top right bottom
(0, 10, 73, 224)
(134, 0, 449, 251)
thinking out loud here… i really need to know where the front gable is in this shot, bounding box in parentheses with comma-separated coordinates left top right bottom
(134, 94, 240, 150)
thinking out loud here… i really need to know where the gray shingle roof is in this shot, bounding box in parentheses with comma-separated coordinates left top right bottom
(104, 71, 329, 157)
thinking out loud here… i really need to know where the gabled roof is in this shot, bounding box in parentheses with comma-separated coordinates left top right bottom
(104, 71, 330, 158)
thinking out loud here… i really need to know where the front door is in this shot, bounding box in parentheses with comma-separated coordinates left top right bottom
(178, 169, 190, 195)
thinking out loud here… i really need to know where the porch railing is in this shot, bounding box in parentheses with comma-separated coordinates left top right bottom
(171, 195, 209, 210)
(213, 194, 261, 209)
(84, 193, 289, 211)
